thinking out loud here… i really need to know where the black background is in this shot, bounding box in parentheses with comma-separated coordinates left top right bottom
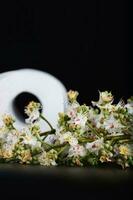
(0, 1, 130, 104)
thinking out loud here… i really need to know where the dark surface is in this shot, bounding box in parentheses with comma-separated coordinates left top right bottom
(0, 164, 132, 199)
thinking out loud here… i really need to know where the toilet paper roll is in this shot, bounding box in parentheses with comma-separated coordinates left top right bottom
(0, 69, 67, 131)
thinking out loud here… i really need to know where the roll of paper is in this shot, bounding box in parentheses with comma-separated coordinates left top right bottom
(0, 69, 67, 131)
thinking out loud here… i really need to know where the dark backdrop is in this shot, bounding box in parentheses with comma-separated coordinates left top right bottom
(0, 1, 129, 104)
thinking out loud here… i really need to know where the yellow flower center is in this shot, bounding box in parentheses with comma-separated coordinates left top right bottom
(119, 145, 129, 156)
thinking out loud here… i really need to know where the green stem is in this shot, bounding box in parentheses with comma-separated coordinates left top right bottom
(42, 141, 53, 150)
(58, 144, 68, 155)
(47, 143, 67, 152)
(78, 138, 94, 143)
(105, 134, 131, 141)
(40, 129, 56, 137)
(53, 143, 67, 149)
(7, 125, 16, 131)
(119, 139, 133, 144)
(32, 143, 68, 156)
(87, 122, 101, 138)
(40, 114, 54, 131)
(105, 134, 132, 145)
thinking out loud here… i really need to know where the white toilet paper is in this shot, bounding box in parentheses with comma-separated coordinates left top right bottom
(0, 69, 67, 131)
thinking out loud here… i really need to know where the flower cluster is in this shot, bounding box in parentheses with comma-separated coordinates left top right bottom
(0, 91, 133, 169)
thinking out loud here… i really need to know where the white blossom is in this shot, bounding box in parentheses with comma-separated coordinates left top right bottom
(0, 129, 20, 158)
(68, 144, 86, 157)
(21, 131, 41, 149)
(44, 134, 57, 145)
(92, 113, 104, 129)
(103, 114, 125, 134)
(92, 91, 113, 107)
(66, 102, 79, 118)
(25, 101, 41, 124)
(25, 110, 40, 124)
(38, 149, 57, 166)
(86, 138, 103, 155)
(57, 132, 78, 146)
(0, 128, 19, 147)
(73, 113, 88, 128)
(125, 103, 133, 115)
